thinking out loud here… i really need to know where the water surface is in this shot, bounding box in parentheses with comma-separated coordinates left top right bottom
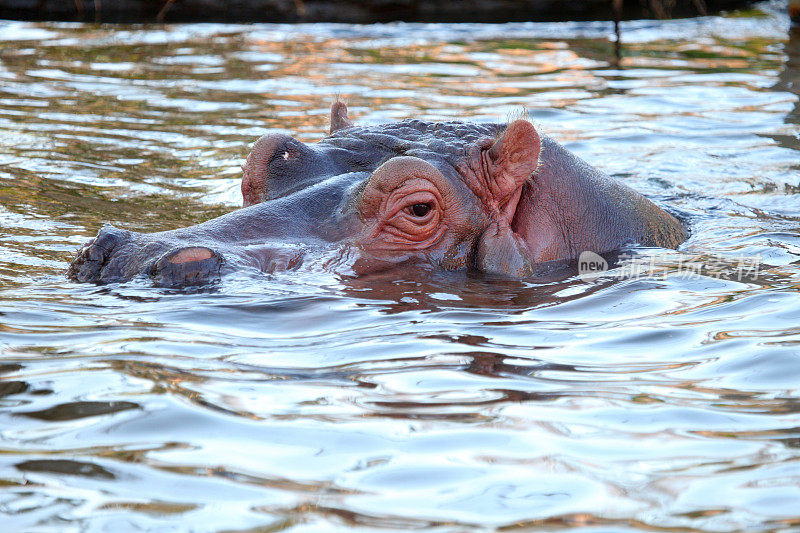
(1, 3, 800, 530)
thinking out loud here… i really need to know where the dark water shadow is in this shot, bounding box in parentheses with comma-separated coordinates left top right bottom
(18, 400, 140, 421)
(16, 459, 116, 480)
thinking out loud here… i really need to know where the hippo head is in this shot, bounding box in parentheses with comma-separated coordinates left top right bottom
(68, 102, 686, 285)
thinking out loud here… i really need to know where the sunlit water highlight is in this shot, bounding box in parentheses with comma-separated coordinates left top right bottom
(1, 2, 799, 530)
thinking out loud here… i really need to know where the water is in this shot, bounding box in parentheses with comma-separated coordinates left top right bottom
(1, 2, 799, 530)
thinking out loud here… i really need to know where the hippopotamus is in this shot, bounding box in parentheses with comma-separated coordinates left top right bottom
(67, 102, 688, 285)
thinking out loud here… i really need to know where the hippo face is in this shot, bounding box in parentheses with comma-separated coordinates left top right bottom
(68, 102, 687, 285)
(351, 120, 541, 276)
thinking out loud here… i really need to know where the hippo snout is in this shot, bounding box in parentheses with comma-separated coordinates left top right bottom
(67, 225, 135, 283)
(68, 225, 224, 286)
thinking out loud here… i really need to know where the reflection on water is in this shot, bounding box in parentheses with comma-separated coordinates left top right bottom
(1, 3, 800, 530)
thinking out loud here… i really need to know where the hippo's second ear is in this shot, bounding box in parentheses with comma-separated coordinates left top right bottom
(487, 119, 541, 195)
(330, 101, 354, 134)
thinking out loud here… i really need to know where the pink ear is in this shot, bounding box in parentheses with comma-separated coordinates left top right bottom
(487, 119, 541, 194)
(330, 100, 353, 134)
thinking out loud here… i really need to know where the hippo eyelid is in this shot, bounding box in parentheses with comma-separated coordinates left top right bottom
(384, 188, 440, 221)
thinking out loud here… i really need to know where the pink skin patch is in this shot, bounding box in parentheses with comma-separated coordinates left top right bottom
(167, 247, 214, 264)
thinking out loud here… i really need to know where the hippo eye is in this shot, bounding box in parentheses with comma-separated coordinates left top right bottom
(269, 141, 304, 164)
(409, 203, 432, 218)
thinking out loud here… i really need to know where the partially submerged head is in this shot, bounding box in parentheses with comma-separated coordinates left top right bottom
(69, 102, 687, 286)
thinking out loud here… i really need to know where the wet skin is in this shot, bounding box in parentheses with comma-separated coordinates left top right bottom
(68, 102, 688, 285)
